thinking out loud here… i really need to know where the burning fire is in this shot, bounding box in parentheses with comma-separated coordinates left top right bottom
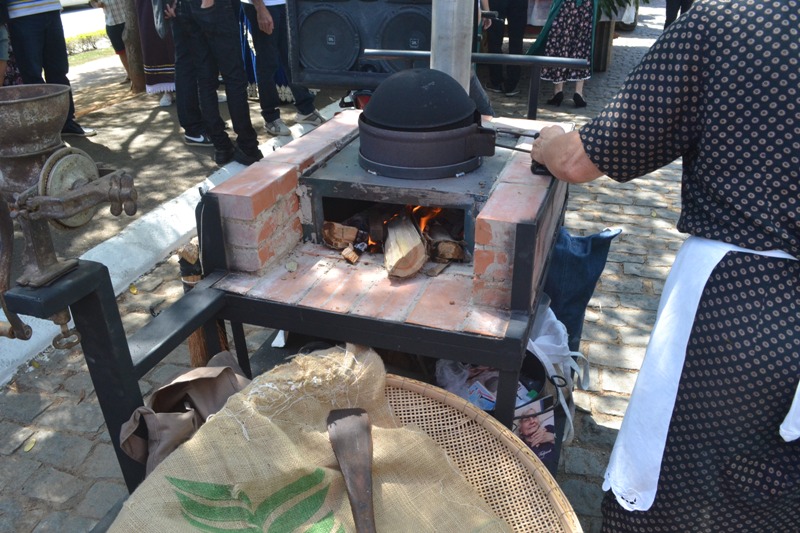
(412, 206, 442, 234)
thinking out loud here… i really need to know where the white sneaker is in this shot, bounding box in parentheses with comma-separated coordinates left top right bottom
(265, 118, 291, 136)
(295, 110, 326, 126)
(159, 92, 173, 107)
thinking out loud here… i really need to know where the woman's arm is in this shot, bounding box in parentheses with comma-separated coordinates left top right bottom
(531, 126, 604, 184)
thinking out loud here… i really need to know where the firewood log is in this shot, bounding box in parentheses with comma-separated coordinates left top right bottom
(384, 214, 428, 278)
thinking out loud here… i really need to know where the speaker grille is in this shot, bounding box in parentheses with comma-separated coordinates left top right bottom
(379, 10, 431, 72)
(299, 7, 361, 71)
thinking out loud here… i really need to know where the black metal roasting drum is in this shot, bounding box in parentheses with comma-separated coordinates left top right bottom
(358, 68, 496, 179)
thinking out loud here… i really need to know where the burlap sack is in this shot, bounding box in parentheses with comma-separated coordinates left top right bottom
(111, 345, 511, 532)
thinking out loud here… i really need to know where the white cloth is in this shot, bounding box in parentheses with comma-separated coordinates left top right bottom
(603, 236, 798, 512)
(780, 383, 800, 442)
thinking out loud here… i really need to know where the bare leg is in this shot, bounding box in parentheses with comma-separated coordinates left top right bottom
(573, 80, 587, 107)
(118, 50, 130, 80)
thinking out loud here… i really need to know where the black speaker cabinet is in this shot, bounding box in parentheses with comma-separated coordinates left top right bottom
(287, 0, 432, 90)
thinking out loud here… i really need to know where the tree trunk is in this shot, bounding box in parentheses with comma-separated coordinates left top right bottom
(122, 0, 146, 94)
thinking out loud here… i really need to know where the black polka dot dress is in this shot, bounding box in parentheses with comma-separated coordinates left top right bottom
(539, 0, 595, 83)
(579, 0, 800, 530)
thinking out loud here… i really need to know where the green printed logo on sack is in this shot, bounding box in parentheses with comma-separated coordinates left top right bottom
(167, 468, 344, 532)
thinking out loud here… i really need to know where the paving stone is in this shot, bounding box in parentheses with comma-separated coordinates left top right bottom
(599, 367, 638, 395)
(587, 343, 645, 371)
(20, 466, 85, 504)
(142, 363, 188, 388)
(0, 497, 45, 533)
(572, 412, 621, 449)
(616, 292, 661, 312)
(80, 443, 125, 479)
(592, 394, 630, 418)
(27, 430, 94, 471)
(0, 421, 35, 455)
(31, 511, 98, 533)
(580, 322, 620, 345)
(0, 455, 40, 491)
(12, 368, 67, 395)
(560, 478, 605, 518)
(33, 397, 106, 434)
(75, 481, 128, 520)
(62, 372, 94, 396)
(563, 445, 610, 478)
(622, 262, 670, 280)
(0, 392, 53, 424)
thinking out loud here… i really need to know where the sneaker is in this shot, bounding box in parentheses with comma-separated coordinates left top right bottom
(214, 146, 235, 166)
(485, 83, 503, 93)
(265, 118, 291, 136)
(159, 93, 174, 107)
(184, 133, 213, 146)
(505, 88, 521, 97)
(295, 110, 326, 126)
(61, 120, 96, 137)
(233, 145, 264, 166)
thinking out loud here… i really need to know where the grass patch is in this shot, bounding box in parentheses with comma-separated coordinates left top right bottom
(69, 46, 116, 67)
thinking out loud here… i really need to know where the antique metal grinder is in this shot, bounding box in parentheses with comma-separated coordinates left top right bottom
(0, 84, 137, 348)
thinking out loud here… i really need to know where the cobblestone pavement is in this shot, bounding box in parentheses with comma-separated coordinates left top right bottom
(0, 3, 681, 531)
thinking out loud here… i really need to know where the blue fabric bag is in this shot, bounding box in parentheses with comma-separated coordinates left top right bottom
(543, 227, 622, 351)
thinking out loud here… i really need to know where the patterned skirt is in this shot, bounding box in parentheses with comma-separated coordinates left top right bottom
(540, 0, 593, 83)
(136, 0, 176, 94)
(602, 252, 800, 531)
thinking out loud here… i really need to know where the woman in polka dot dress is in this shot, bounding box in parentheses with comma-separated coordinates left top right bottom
(531, 0, 799, 530)
(527, 0, 597, 108)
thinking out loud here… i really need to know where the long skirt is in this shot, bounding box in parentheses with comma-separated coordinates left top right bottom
(540, 0, 593, 83)
(602, 252, 800, 531)
(135, 0, 176, 94)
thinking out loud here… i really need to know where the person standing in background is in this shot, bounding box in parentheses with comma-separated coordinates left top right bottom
(136, 0, 175, 106)
(664, 0, 694, 28)
(6, 0, 96, 136)
(240, 0, 325, 137)
(90, 0, 131, 85)
(484, 0, 526, 97)
(527, 0, 597, 108)
(165, 0, 263, 166)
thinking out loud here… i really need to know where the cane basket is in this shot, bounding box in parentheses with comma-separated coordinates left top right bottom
(385, 374, 583, 533)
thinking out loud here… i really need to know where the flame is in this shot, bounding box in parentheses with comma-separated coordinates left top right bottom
(414, 206, 442, 234)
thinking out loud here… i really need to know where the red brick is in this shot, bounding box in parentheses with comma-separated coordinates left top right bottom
(245, 247, 320, 298)
(213, 163, 298, 221)
(462, 307, 512, 338)
(351, 273, 429, 323)
(479, 181, 548, 225)
(498, 151, 555, 186)
(472, 279, 512, 309)
(248, 250, 334, 304)
(406, 277, 472, 331)
(212, 272, 262, 295)
(268, 111, 361, 172)
(225, 244, 264, 273)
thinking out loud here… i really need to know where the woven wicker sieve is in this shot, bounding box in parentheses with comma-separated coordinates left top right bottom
(385, 374, 583, 533)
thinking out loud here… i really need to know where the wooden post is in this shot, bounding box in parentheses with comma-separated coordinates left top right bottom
(430, 0, 473, 92)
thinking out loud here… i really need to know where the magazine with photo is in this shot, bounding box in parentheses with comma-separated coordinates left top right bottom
(512, 396, 556, 464)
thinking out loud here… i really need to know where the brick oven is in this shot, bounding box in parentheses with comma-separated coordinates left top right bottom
(202, 109, 567, 426)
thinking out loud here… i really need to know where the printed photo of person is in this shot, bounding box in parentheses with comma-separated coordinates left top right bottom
(513, 401, 556, 461)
